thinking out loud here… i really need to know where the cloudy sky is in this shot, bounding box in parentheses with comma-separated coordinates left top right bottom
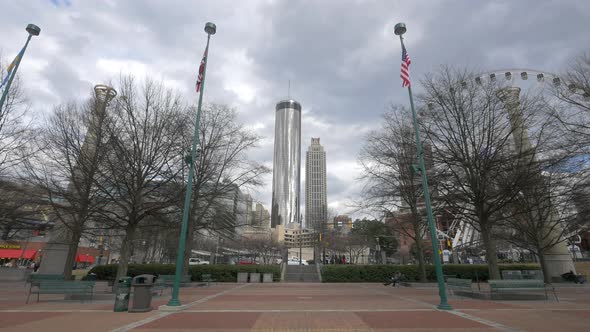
(1, 0, 588, 218)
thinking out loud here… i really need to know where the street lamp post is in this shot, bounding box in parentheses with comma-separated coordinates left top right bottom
(394, 22, 452, 310)
(167, 22, 216, 307)
(0, 24, 40, 114)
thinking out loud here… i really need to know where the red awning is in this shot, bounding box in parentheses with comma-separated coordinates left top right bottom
(76, 254, 95, 263)
(0, 249, 37, 259)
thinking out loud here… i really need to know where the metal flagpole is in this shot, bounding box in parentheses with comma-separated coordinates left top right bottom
(167, 22, 217, 307)
(394, 22, 452, 310)
(0, 24, 40, 114)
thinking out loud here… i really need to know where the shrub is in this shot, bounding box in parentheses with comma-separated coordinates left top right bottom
(88, 264, 281, 282)
(321, 264, 541, 282)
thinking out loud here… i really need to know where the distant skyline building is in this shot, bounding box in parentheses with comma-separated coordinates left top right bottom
(271, 99, 302, 230)
(305, 137, 327, 232)
(253, 202, 270, 228)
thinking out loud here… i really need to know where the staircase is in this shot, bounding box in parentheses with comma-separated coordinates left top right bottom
(284, 264, 321, 282)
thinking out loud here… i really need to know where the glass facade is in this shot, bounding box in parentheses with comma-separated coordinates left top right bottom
(271, 99, 301, 229)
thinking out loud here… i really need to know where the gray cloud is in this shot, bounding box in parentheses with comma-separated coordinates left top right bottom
(0, 0, 588, 218)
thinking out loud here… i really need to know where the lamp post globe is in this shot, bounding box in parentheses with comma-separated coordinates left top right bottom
(205, 22, 216, 35)
(394, 23, 406, 36)
(26, 24, 41, 36)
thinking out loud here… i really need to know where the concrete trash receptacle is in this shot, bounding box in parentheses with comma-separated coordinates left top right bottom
(249, 272, 261, 283)
(129, 274, 155, 313)
(237, 272, 249, 283)
(262, 273, 273, 283)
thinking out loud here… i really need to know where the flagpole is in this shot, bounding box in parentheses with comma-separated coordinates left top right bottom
(0, 24, 40, 114)
(394, 22, 452, 310)
(167, 22, 216, 307)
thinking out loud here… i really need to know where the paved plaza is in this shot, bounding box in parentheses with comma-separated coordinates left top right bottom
(0, 281, 589, 331)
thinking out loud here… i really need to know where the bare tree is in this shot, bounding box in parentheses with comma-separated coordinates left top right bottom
(26, 90, 114, 278)
(359, 106, 429, 280)
(342, 233, 370, 264)
(96, 76, 185, 285)
(419, 68, 534, 279)
(241, 236, 283, 264)
(176, 104, 270, 274)
(551, 52, 590, 149)
(0, 58, 36, 238)
(499, 166, 588, 281)
(0, 59, 33, 178)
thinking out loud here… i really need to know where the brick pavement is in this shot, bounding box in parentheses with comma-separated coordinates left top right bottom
(0, 281, 589, 331)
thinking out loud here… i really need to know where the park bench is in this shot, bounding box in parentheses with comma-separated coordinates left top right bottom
(27, 280, 95, 304)
(153, 274, 191, 295)
(501, 270, 523, 280)
(25, 274, 64, 290)
(446, 278, 473, 297)
(201, 273, 217, 287)
(488, 279, 558, 301)
(521, 270, 543, 280)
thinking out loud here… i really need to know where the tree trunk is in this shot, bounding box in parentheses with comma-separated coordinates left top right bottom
(63, 228, 82, 280)
(114, 224, 136, 292)
(414, 237, 428, 282)
(537, 249, 552, 284)
(480, 224, 501, 280)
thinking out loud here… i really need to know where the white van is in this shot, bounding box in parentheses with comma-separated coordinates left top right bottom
(188, 258, 210, 265)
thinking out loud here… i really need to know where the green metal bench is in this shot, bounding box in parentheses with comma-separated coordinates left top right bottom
(25, 274, 64, 292)
(202, 273, 217, 287)
(501, 270, 523, 280)
(153, 275, 191, 295)
(27, 280, 95, 304)
(446, 278, 473, 297)
(488, 279, 558, 301)
(26, 274, 64, 285)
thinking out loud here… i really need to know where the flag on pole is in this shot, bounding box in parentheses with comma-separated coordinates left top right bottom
(0, 47, 25, 89)
(195, 47, 208, 93)
(400, 43, 411, 88)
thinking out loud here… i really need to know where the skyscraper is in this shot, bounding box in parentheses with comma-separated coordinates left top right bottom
(305, 137, 327, 232)
(271, 99, 302, 229)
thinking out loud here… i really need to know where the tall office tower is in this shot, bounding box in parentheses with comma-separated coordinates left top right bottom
(305, 138, 327, 232)
(271, 99, 302, 229)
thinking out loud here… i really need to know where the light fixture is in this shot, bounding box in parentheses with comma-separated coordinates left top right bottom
(537, 73, 544, 82)
(553, 77, 561, 86)
(489, 73, 496, 82)
(475, 77, 482, 85)
(505, 72, 512, 80)
(521, 72, 528, 80)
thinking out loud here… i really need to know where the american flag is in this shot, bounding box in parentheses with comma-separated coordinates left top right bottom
(195, 48, 207, 93)
(400, 43, 411, 88)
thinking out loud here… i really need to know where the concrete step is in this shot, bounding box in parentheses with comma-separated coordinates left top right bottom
(284, 265, 321, 283)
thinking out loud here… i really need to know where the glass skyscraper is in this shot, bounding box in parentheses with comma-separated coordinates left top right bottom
(271, 99, 302, 229)
(305, 138, 327, 232)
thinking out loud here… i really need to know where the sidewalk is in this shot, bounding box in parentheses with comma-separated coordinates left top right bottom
(1, 281, 589, 331)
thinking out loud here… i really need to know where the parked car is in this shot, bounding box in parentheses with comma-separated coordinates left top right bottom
(287, 257, 308, 265)
(188, 258, 210, 265)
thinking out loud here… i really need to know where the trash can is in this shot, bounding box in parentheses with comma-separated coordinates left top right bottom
(129, 274, 156, 313)
(114, 277, 132, 312)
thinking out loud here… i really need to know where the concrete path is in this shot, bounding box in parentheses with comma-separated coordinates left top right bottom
(1, 281, 589, 331)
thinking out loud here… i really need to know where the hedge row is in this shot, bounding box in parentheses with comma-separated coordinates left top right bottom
(321, 264, 541, 282)
(88, 264, 281, 282)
